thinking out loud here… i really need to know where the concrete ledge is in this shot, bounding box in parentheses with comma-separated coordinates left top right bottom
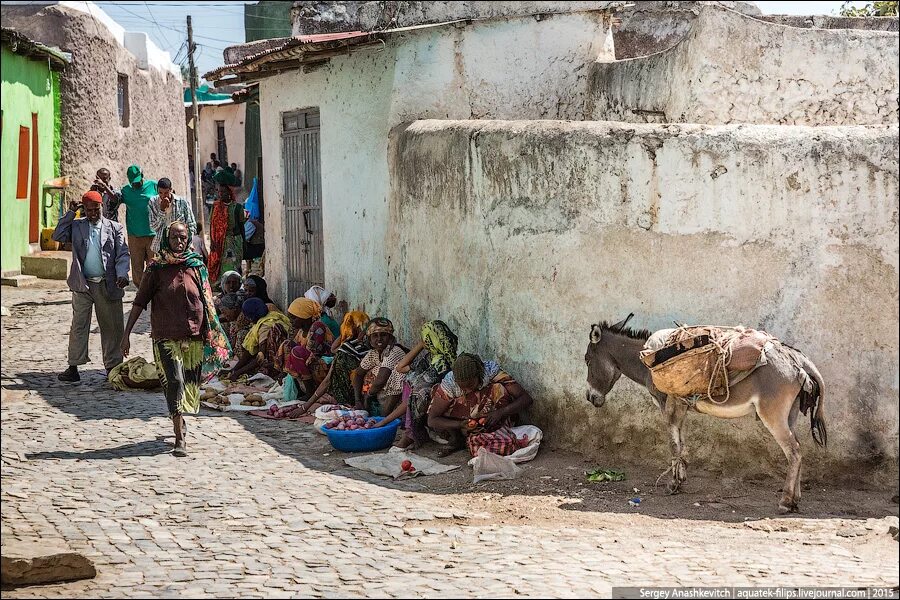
(21, 251, 71, 281)
(0, 275, 38, 288)
(1, 540, 96, 586)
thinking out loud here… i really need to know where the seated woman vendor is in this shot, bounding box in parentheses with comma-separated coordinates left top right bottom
(372, 320, 458, 446)
(427, 353, 533, 458)
(214, 271, 242, 311)
(273, 310, 369, 419)
(229, 298, 291, 379)
(352, 318, 406, 418)
(275, 298, 334, 398)
(243, 275, 281, 314)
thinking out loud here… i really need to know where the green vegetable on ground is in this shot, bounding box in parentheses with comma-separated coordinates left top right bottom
(585, 468, 626, 483)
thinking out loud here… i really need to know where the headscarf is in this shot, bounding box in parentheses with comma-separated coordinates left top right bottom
(452, 353, 485, 384)
(287, 298, 322, 320)
(221, 270, 242, 288)
(242, 297, 269, 322)
(304, 285, 333, 308)
(214, 169, 237, 186)
(365, 317, 394, 339)
(421, 320, 458, 374)
(147, 224, 231, 381)
(244, 275, 274, 305)
(218, 292, 243, 311)
(339, 310, 370, 343)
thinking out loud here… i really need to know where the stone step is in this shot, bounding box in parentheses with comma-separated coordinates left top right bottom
(21, 251, 71, 281)
(0, 275, 39, 288)
(1, 540, 96, 586)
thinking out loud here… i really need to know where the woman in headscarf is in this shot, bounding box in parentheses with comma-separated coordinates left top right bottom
(214, 271, 243, 313)
(274, 298, 334, 396)
(427, 353, 534, 458)
(121, 222, 230, 457)
(376, 320, 458, 446)
(352, 318, 407, 418)
(217, 292, 250, 352)
(244, 274, 280, 314)
(272, 310, 369, 419)
(208, 170, 245, 286)
(230, 297, 291, 379)
(303, 285, 340, 338)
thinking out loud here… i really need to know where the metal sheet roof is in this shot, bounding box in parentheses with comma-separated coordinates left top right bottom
(1, 27, 71, 69)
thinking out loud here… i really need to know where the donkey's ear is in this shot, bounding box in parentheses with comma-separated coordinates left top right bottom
(611, 312, 635, 333)
(590, 324, 602, 344)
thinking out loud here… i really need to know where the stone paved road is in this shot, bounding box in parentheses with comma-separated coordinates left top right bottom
(2, 282, 898, 598)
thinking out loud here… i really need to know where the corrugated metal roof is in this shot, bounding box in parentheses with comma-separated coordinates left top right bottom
(203, 20, 470, 83)
(1, 26, 71, 69)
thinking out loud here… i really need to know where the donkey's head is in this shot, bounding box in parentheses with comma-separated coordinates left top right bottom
(584, 313, 634, 408)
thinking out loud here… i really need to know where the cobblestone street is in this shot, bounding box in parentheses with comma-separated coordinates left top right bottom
(2, 282, 898, 598)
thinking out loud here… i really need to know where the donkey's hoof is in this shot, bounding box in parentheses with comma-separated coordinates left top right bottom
(778, 501, 798, 514)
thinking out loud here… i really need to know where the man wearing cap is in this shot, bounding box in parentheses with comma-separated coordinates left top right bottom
(52, 191, 130, 382)
(121, 165, 158, 286)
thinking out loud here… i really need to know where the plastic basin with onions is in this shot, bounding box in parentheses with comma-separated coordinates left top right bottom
(323, 417, 401, 452)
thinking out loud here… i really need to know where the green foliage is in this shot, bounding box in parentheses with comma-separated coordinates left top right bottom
(840, 1, 899, 16)
(585, 468, 626, 482)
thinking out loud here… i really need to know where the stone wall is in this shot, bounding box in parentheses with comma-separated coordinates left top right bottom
(591, 4, 900, 126)
(386, 119, 899, 476)
(1, 4, 189, 197)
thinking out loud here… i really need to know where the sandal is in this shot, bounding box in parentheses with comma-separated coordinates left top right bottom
(173, 440, 187, 457)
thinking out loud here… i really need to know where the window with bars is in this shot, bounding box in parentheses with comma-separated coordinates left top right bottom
(117, 73, 130, 127)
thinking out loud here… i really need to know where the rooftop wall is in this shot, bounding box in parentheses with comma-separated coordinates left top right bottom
(387, 119, 899, 476)
(590, 4, 900, 126)
(291, 0, 617, 36)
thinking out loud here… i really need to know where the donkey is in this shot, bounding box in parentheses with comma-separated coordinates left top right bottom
(584, 315, 827, 513)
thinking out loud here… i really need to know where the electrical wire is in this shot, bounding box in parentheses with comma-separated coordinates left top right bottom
(143, 1, 176, 48)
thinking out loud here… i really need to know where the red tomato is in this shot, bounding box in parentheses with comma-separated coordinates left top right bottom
(401, 460, 413, 471)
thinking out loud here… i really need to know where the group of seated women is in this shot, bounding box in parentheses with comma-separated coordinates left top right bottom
(213, 279, 533, 458)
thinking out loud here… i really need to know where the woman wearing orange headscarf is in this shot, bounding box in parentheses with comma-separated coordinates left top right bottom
(283, 310, 370, 417)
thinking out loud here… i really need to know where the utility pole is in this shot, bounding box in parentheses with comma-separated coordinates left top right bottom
(187, 15, 205, 232)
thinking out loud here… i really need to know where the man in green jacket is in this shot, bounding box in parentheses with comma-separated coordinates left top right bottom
(121, 164, 158, 286)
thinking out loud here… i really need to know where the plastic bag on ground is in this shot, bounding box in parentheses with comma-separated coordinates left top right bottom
(466, 425, 543, 467)
(472, 448, 522, 483)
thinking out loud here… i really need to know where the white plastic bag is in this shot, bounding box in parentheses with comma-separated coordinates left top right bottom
(314, 405, 368, 421)
(472, 448, 522, 483)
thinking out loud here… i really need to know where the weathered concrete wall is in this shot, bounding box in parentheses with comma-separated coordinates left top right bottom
(757, 14, 898, 32)
(591, 4, 900, 126)
(1, 4, 189, 198)
(611, 1, 760, 59)
(387, 119, 899, 476)
(291, 0, 618, 36)
(197, 103, 247, 174)
(258, 12, 610, 309)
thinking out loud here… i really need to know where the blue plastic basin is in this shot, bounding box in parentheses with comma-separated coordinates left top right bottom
(324, 417, 401, 453)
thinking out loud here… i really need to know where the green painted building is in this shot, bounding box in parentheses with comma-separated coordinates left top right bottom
(1, 27, 69, 273)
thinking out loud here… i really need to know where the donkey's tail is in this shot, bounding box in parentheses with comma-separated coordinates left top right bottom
(792, 349, 827, 448)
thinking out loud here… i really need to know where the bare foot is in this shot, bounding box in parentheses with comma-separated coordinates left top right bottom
(437, 444, 463, 458)
(395, 435, 415, 450)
